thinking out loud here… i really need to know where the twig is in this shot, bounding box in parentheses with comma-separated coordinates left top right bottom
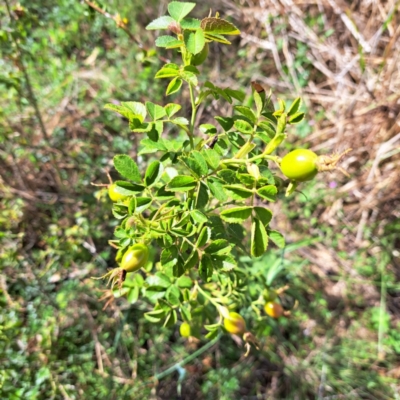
(155, 334, 221, 380)
(82, 0, 169, 63)
(83, 0, 143, 47)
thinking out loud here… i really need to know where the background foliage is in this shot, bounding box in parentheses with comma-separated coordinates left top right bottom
(1, 0, 400, 399)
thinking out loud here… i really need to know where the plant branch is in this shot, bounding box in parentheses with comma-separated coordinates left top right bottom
(83, 0, 142, 47)
(188, 84, 196, 149)
(154, 334, 221, 381)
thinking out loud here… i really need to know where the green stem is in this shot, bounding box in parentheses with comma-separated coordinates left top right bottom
(224, 154, 280, 165)
(188, 83, 196, 150)
(181, 47, 196, 150)
(183, 236, 197, 250)
(195, 282, 223, 310)
(154, 334, 221, 381)
(150, 202, 168, 222)
(232, 121, 259, 160)
(233, 141, 255, 159)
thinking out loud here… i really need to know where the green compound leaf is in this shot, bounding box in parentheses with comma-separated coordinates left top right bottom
(146, 102, 166, 120)
(220, 206, 252, 223)
(223, 184, 253, 200)
(225, 88, 245, 102)
(144, 160, 163, 187)
(253, 89, 263, 116)
(155, 35, 183, 48)
(183, 29, 205, 55)
(180, 70, 198, 86)
(146, 272, 171, 288)
(180, 151, 208, 177)
(184, 250, 199, 271)
(135, 197, 152, 213)
(155, 63, 180, 79)
(196, 226, 211, 248)
(144, 309, 166, 323)
(166, 77, 183, 96)
(287, 97, 302, 116)
(195, 181, 209, 209)
(268, 230, 285, 249)
(161, 246, 179, 269)
(163, 309, 178, 327)
(234, 119, 253, 135)
(220, 254, 237, 271)
(234, 106, 257, 124)
(183, 65, 200, 75)
(288, 112, 305, 124)
(199, 124, 217, 135)
(191, 209, 208, 224)
(171, 117, 189, 127)
(146, 121, 163, 141)
(205, 239, 232, 255)
(253, 206, 273, 226)
(177, 276, 193, 288)
(201, 148, 220, 170)
(208, 178, 227, 202)
(166, 285, 181, 306)
(167, 176, 197, 192)
(139, 138, 167, 154)
(114, 181, 145, 195)
(164, 103, 182, 118)
(113, 155, 141, 182)
(199, 255, 213, 282)
(105, 101, 146, 122)
(168, 1, 196, 21)
(205, 33, 232, 45)
(146, 16, 175, 30)
(201, 17, 240, 35)
(180, 17, 201, 30)
(215, 116, 234, 131)
(256, 185, 277, 202)
(251, 217, 268, 258)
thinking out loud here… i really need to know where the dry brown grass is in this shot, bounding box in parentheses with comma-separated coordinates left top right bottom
(208, 0, 400, 391)
(224, 0, 400, 240)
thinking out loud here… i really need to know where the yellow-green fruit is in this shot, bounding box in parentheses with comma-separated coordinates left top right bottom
(280, 149, 318, 182)
(180, 322, 191, 337)
(120, 243, 149, 272)
(108, 183, 128, 202)
(264, 302, 284, 319)
(223, 312, 246, 335)
(192, 43, 209, 66)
